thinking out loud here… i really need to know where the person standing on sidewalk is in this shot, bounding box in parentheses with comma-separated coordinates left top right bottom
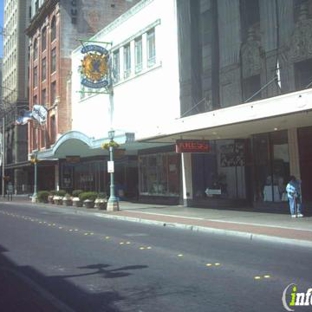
(7, 182, 13, 201)
(286, 176, 303, 218)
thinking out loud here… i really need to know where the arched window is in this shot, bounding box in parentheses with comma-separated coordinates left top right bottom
(33, 38, 38, 60)
(51, 16, 56, 41)
(42, 26, 47, 51)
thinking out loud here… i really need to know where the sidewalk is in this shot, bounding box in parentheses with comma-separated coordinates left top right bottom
(2, 195, 312, 248)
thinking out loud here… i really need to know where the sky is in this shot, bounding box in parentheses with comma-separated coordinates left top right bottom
(0, 0, 3, 58)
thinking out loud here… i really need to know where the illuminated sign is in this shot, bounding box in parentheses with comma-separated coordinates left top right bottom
(176, 140, 210, 153)
(80, 45, 109, 88)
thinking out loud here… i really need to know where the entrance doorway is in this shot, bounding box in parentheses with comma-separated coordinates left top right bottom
(253, 130, 290, 203)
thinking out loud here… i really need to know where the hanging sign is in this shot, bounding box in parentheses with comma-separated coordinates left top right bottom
(107, 161, 114, 173)
(176, 140, 210, 153)
(80, 44, 109, 88)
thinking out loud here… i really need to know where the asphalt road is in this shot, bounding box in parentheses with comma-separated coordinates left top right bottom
(0, 203, 312, 312)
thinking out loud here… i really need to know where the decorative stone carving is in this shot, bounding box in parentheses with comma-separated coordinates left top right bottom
(241, 27, 262, 78)
(288, 4, 312, 62)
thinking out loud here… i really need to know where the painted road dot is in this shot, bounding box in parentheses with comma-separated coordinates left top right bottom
(215, 263, 221, 266)
(105, 236, 110, 239)
(126, 242, 131, 245)
(178, 254, 183, 257)
(139, 247, 145, 250)
(59, 227, 63, 229)
(254, 276, 262, 280)
(206, 263, 212, 267)
(264, 275, 271, 279)
(120, 242, 125, 245)
(147, 246, 152, 249)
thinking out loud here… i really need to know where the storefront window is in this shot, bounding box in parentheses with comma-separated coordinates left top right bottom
(253, 130, 289, 203)
(61, 160, 107, 193)
(139, 153, 180, 196)
(193, 140, 247, 199)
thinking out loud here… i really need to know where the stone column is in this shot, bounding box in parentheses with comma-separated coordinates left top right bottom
(288, 128, 301, 179)
(181, 153, 193, 206)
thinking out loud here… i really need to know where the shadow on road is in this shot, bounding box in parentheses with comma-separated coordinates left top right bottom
(0, 244, 148, 311)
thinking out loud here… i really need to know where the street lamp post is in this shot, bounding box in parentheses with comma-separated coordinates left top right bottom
(107, 130, 119, 211)
(31, 152, 38, 203)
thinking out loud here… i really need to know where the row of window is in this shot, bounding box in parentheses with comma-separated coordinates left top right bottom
(80, 27, 157, 99)
(112, 27, 156, 83)
(33, 17, 57, 59)
(33, 47, 57, 86)
(33, 81, 56, 107)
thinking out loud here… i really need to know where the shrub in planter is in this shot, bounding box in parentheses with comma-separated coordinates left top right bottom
(72, 189, 83, 197)
(79, 191, 98, 208)
(62, 193, 72, 206)
(95, 192, 108, 210)
(53, 190, 66, 205)
(48, 190, 56, 203)
(79, 191, 98, 202)
(72, 190, 84, 207)
(37, 190, 50, 203)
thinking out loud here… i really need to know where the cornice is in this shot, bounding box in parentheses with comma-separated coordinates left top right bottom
(26, 0, 59, 36)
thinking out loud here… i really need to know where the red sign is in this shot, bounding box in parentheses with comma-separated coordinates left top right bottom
(176, 140, 210, 153)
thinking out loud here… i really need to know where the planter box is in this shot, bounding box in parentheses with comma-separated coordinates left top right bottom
(83, 199, 95, 209)
(72, 199, 83, 207)
(95, 199, 107, 210)
(63, 199, 72, 206)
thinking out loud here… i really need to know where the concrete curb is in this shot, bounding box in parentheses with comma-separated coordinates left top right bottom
(95, 213, 312, 249)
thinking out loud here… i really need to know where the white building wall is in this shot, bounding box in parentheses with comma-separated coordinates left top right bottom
(71, 0, 180, 140)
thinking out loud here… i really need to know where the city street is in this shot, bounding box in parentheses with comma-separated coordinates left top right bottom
(0, 202, 312, 312)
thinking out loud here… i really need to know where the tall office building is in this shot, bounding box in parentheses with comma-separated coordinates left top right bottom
(2, 0, 31, 194)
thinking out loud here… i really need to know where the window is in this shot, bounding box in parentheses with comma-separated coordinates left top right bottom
(51, 81, 56, 104)
(42, 58, 46, 81)
(50, 116, 56, 144)
(35, 0, 39, 13)
(242, 74, 261, 102)
(33, 66, 38, 87)
(295, 58, 312, 90)
(41, 89, 46, 105)
(135, 36, 143, 73)
(112, 50, 120, 82)
(240, 0, 260, 42)
(33, 39, 38, 60)
(42, 27, 47, 51)
(139, 153, 180, 196)
(51, 16, 56, 41)
(123, 44, 131, 78)
(147, 28, 156, 67)
(253, 131, 289, 203)
(51, 48, 56, 72)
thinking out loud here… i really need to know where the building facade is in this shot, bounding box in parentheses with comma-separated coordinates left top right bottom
(137, 0, 312, 209)
(36, 0, 180, 200)
(20, 0, 312, 211)
(2, 0, 31, 194)
(25, 0, 140, 192)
